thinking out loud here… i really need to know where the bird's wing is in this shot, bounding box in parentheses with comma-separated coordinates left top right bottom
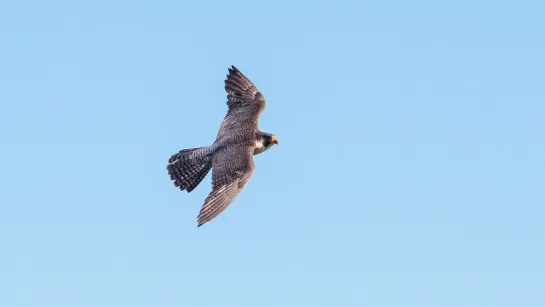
(218, 66, 267, 135)
(197, 144, 255, 227)
(225, 65, 266, 112)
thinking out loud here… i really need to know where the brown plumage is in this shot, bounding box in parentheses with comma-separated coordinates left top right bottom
(167, 66, 278, 227)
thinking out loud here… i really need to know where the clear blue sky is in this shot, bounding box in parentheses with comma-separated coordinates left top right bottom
(1, 0, 544, 306)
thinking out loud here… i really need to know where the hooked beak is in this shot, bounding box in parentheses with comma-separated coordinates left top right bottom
(271, 135, 278, 145)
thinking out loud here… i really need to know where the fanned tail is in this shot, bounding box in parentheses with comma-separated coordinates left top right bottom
(167, 147, 213, 192)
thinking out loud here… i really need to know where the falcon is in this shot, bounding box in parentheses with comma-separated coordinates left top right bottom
(167, 65, 278, 227)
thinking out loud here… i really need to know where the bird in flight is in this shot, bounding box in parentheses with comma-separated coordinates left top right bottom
(167, 65, 278, 227)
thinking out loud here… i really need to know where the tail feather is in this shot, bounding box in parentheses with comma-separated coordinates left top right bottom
(167, 147, 213, 192)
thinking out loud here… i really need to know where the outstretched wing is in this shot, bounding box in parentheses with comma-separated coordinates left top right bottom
(197, 144, 255, 227)
(217, 66, 267, 137)
(225, 65, 266, 111)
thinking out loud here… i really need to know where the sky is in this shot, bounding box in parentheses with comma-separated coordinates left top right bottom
(1, 0, 544, 306)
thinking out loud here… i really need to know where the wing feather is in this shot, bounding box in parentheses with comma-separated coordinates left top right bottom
(197, 180, 242, 227)
(225, 65, 266, 106)
(221, 66, 267, 128)
(196, 145, 255, 227)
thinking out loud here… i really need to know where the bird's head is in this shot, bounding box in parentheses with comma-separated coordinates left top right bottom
(265, 134, 278, 147)
(255, 132, 278, 155)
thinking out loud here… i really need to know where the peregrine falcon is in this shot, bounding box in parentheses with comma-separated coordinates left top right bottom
(167, 65, 278, 227)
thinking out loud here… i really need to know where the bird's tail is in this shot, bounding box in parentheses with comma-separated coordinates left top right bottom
(167, 146, 214, 192)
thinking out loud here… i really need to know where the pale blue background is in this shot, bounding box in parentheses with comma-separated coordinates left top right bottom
(1, 0, 544, 306)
